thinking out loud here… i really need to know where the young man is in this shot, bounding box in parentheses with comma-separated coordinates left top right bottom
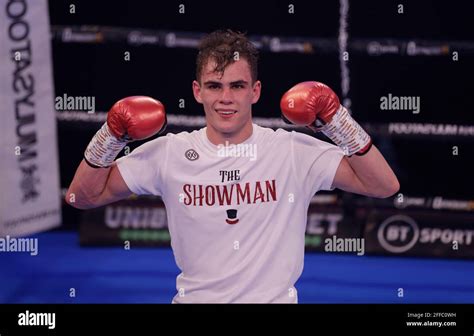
(66, 30, 399, 303)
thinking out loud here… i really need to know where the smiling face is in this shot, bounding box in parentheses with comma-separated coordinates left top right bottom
(192, 58, 261, 145)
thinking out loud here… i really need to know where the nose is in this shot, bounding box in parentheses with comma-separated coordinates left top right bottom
(219, 86, 233, 104)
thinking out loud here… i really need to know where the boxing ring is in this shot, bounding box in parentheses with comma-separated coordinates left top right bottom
(1, 0, 473, 318)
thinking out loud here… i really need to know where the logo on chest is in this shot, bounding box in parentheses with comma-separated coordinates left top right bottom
(185, 149, 199, 161)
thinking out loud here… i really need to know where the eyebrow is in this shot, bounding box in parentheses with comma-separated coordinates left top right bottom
(203, 80, 249, 86)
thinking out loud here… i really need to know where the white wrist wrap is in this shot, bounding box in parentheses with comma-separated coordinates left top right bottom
(320, 105, 372, 156)
(84, 123, 128, 168)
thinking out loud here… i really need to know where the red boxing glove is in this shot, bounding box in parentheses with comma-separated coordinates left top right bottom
(280, 81, 339, 126)
(107, 96, 167, 140)
(84, 96, 167, 168)
(280, 81, 372, 156)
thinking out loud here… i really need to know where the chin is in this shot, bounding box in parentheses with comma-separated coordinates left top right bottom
(216, 123, 239, 135)
(207, 112, 250, 136)
(211, 117, 238, 132)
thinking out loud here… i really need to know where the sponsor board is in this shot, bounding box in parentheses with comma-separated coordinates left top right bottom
(364, 209, 474, 258)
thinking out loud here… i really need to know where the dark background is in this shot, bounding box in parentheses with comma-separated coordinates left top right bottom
(50, 0, 474, 204)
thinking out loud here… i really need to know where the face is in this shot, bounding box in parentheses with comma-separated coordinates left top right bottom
(192, 58, 261, 142)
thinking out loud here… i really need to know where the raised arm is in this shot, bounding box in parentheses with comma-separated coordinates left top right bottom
(280, 81, 399, 198)
(65, 96, 167, 209)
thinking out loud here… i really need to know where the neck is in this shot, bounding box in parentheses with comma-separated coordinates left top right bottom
(206, 120, 253, 145)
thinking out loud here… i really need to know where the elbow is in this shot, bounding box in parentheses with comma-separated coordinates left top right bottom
(64, 191, 82, 209)
(64, 189, 96, 210)
(373, 179, 400, 199)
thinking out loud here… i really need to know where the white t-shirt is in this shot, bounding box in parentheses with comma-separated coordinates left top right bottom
(116, 123, 344, 303)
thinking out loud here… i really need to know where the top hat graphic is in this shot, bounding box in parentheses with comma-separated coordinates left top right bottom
(226, 209, 239, 225)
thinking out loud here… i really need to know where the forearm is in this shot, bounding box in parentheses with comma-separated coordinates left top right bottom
(65, 160, 112, 209)
(347, 146, 400, 198)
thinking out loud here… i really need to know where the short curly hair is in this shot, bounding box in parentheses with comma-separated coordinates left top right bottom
(196, 29, 259, 83)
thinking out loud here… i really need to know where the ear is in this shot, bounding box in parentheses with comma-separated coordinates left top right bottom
(251, 80, 262, 104)
(192, 80, 203, 104)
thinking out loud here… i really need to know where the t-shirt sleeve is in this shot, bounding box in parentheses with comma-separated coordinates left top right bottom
(291, 131, 345, 199)
(115, 136, 169, 196)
